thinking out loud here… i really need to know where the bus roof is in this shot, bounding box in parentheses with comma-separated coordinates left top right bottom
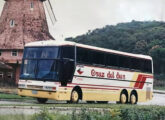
(25, 40, 152, 60)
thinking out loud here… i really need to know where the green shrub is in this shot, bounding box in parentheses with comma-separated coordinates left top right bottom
(54, 114, 70, 120)
(31, 107, 55, 120)
(70, 108, 121, 120)
(121, 106, 165, 120)
(30, 105, 165, 120)
(0, 114, 30, 120)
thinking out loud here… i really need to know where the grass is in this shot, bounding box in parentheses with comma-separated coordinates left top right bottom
(154, 86, 165, 91)
(0, 114, 31, 120)
(0, 102, 165, 109)
(0, 93, 23, 99)
(0, 93, 33, 99)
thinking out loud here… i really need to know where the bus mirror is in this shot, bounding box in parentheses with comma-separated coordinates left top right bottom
(62, 58, 74, 63)
(59, 60, 75, 86)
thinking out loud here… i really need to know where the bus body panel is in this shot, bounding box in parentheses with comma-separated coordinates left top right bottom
(18, 64, 153, 102)
(18, 40, 153, 103)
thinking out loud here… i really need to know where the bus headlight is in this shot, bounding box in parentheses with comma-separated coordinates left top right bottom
(43, 86, 56, 91)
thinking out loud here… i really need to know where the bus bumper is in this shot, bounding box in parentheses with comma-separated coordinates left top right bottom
(18, 89, 71, 101)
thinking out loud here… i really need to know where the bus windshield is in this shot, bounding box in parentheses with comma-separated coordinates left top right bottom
(23, 47, 59, 59)
(20, 47, 60, 81)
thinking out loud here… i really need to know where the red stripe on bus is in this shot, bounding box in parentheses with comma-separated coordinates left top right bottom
(134, 75, 153, 89)
(139, 76, 147, 89)
(134, 74, 143, 88)
(139, 75, 153, 89)
(66, 86, 119, 91)
(80, 65, 137, 73)
(68, 83, 133, 89)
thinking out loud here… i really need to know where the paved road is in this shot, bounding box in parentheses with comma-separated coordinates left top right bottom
(0, 93, 164, 115)
(139, 93, 165, 106)
(0, 93, 165, 105)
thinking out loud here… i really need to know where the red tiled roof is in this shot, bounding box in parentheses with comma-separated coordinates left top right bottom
(0, 0, 54, 50)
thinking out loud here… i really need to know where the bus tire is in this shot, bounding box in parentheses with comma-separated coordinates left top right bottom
(70, 90, 80, 103)
(120, 91, 128, 104)
(87, 101, 95, 104)
(37, 98, 48, 104)
(130, 92, 138, 104)
(97, 101, 108, 104)
(67, 101, 71, 104)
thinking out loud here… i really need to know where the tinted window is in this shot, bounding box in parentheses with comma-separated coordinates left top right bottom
(62, 46, 75, 59)
(118, 55, 131, 68)
(131, 58, 141, 70)
(24, 48, 42, 58)
(20, 59, 60, 81)
(24, 47, 59, 59)
(20, 60, 37, 79)
(37, 60, 59, 80)
(92, 50, 104, 65)
(77, 47, 90, 64)
(77, 47, 104, 65)
(76, 47, 152, 73)
(109, 54, 118, 67)
(41, 47, 59, 59)
(143, 60, 152, 73)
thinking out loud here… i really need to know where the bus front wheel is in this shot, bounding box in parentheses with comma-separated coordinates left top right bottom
(37, 98, 48, 104)
(70, 90, 80, 103)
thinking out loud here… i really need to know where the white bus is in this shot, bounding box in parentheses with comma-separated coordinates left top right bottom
(18, 40, 153, 104)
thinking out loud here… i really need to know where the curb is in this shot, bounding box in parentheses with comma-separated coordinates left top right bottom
(153, 90, 165, 94)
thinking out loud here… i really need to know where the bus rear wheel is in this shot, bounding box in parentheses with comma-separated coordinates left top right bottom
(87, 101, 95, 104)
(120, 92, 128, 104)
(37, 98, 48, 104)
(130, 93, 137, 104)
(97, 101, 108, 104)
(70, 90, 80, 103)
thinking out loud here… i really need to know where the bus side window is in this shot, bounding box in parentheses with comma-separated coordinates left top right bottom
(77, 47, 85, 63)
(143, 60, 152, 73)
(92, 50, 104, 65)
(131, 58, 141, 71)
(110, 54, 118, 67)
(118, 56, 131, 69)
(77, 47, 92, 64)
(105, 53, 110, 66)
(105, 53, 118, 67)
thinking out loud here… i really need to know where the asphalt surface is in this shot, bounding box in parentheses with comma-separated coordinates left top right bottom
(0, 93, 165, 105)
(0, 93, 164, 115)
(139, 93, 165, 106)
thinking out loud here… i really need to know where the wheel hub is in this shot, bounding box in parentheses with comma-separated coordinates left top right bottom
(131, 94, 136, 104)
(121, 94, 127, 104)
(71, 91, 79, 102)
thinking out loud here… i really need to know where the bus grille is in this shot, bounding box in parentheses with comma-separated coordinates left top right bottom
(27, 85, 43, 89)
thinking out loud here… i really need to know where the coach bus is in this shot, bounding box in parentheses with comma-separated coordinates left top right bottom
(18, 40, 153, 104)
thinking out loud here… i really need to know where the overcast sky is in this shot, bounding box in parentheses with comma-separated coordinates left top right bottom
(0, 0, 164, 40)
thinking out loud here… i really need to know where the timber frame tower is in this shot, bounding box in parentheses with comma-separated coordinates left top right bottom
(0, 0, 54, 84)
